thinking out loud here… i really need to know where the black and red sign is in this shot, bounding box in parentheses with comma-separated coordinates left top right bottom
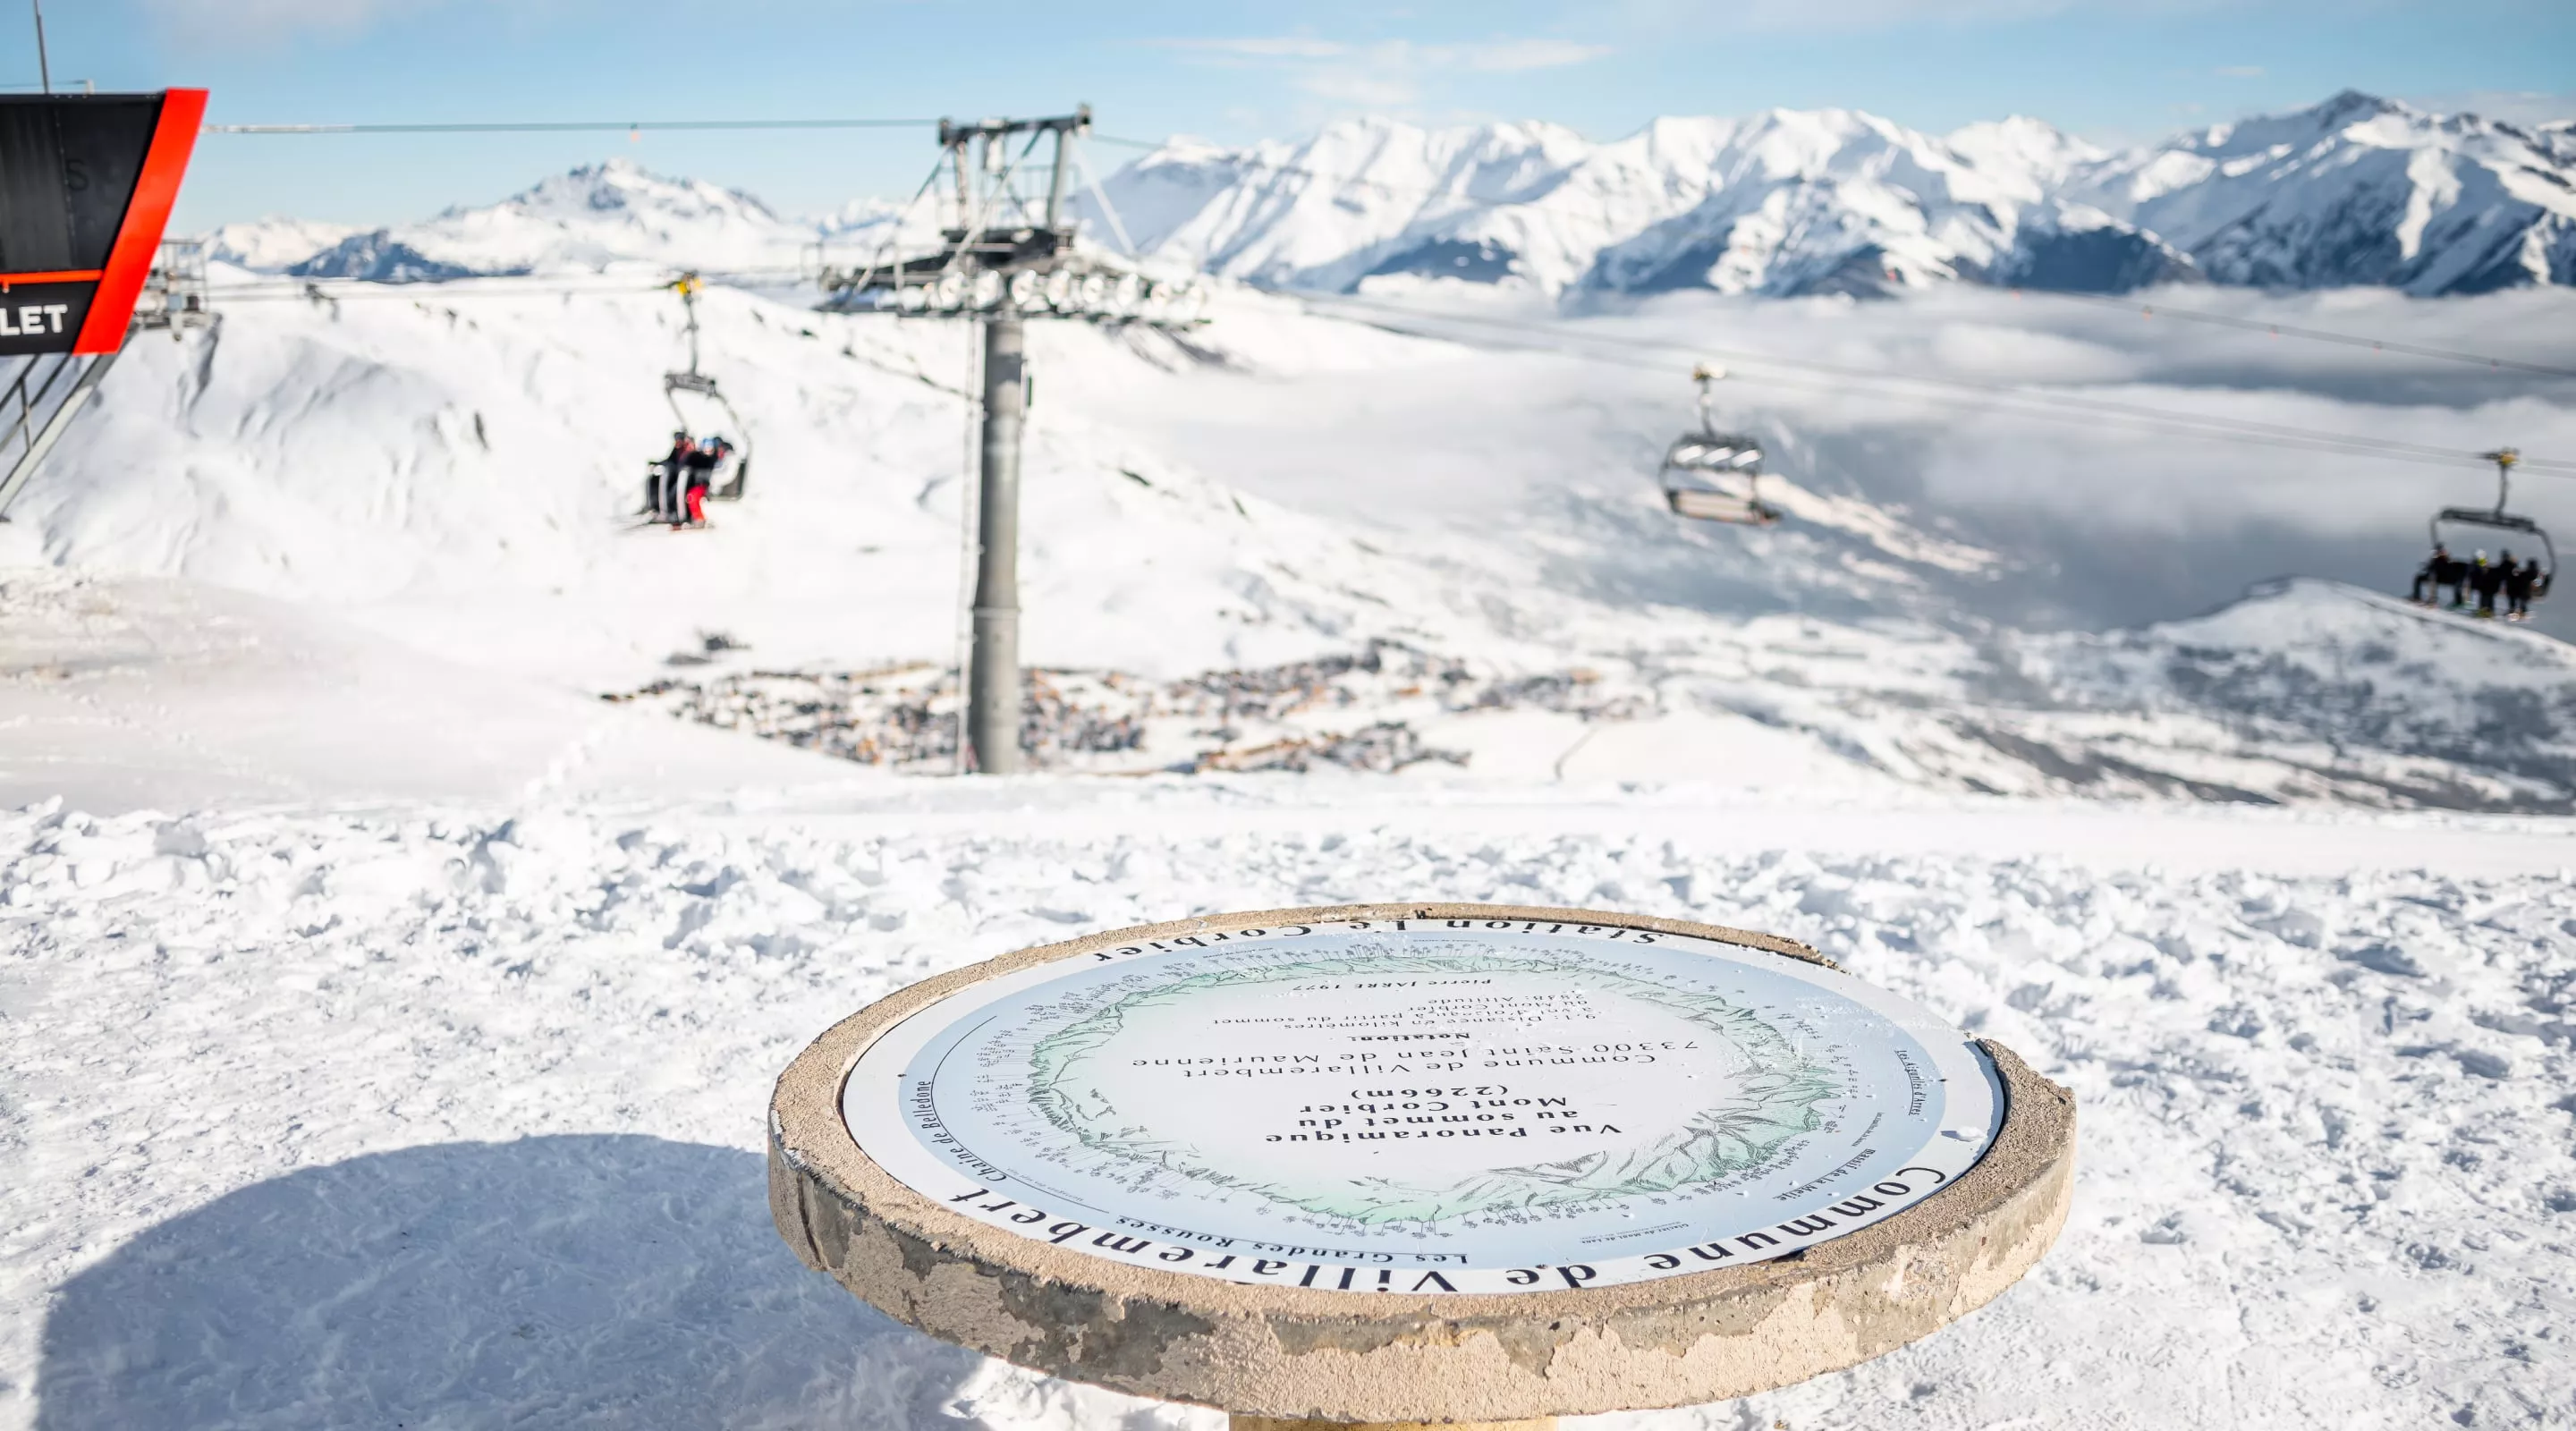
(0, 89, 205, 356)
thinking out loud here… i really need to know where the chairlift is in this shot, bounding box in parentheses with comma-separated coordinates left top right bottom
(660, 273, 753, 502)
(1657, 363, 1780, 526)
(2429, 448, 2554, 600)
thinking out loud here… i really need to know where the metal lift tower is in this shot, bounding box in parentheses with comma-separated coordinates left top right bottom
(821, 108, 1204, 774)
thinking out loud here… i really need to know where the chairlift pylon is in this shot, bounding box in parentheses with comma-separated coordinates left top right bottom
(1657, 363, 1780, 526)
(660, 272, 753, 501)
(2428, 446, 2554, 599)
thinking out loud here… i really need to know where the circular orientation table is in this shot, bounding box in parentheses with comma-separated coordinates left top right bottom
(771, 904, 2075, 1427)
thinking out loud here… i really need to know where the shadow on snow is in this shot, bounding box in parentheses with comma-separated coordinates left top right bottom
(38, 1134, 986, 1429)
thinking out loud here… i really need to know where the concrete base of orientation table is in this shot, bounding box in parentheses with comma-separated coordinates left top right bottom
(772, 904, 2077, 1423)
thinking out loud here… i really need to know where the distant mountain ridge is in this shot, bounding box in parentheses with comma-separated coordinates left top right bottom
(1091, 90, 2576, 298)
(201, 92, 2576, 298)
(208, 160, 905, 279)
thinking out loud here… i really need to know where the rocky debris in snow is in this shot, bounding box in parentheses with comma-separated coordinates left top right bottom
(602, 641, 1637, 775)
(1191, 720, 1464, 775)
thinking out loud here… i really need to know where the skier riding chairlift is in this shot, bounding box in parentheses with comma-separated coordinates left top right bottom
(2420, 448, 2554, 610)
(682, 436, 734, 527)
(648, 272, 756, 509)
(1658, 364, 1781, 527)
(644, 430, 695, 525)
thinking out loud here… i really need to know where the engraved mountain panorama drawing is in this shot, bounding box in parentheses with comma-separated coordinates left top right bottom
(1025, 947, 1840, 1224)
(851, 922, 2003, 1292)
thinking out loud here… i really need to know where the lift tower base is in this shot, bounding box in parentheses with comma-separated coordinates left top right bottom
(968, 316, 1026, 774)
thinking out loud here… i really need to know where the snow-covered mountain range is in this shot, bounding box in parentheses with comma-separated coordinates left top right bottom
(1094, 90, 2575, 298)
(201, 92, 2574, 299)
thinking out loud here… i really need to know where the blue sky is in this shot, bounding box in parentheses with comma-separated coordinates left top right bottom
(9, 0, 2572, 230)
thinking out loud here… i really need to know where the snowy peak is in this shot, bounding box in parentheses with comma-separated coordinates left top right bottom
(454, 158, 781, 231)
(2041, 90, 2576, 293)
(1096, 104, 2184, 298)
(1945, 115, 2108, 187)
(1089, 115, 1600, 292)
(232, 158, 831, 280)
(1096, 91, 2576, 299)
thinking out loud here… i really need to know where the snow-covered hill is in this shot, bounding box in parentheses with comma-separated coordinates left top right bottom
(1993, 580, 2576, 809)
(0, 275, 2012, 695)
(9, 273, 2572, 810)
(1090, 92, 2576, 298)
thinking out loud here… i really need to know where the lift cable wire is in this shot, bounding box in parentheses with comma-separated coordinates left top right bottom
(1377, 310, 2563, 475)
(1086, 133, 2576, 382)
(2029, 289, 2576, 380)
(1301, 291, 2576, 477)
(186, 274, 2574, 475)
(193, 273, 2575, 473)
(1307, 291, 2576, 475)
(202, 117, 939, 135)
(202, 281, 681, 302)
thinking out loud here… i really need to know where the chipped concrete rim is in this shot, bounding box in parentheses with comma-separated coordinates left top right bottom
(771, 903, 2076, 1419)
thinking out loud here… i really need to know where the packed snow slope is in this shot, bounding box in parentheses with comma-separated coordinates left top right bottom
(1094, 91, 2576, 297)
(11, 269, 2576, 809)
(0, 568, 875, 813)
(5, 804, 2572, 1430)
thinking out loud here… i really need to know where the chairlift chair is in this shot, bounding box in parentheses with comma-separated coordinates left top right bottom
(661, 273, 755, 502)
(2430, 448, 2554, 600)
(1658, 364, 1780, 526)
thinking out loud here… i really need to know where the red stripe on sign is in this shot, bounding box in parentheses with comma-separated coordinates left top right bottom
(0, 270, 106, 286)
(73, 88, 208, 355)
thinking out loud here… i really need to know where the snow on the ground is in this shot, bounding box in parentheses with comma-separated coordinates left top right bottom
(8, 181, 2576, 1431)
(0, 568, 874, 813)
(4, 801, 2571, 1429)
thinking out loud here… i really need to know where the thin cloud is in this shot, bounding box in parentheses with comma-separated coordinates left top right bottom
(1301, 70, 1424, 108)
(1150, 35, 1611, 75)
(1149, 37, 1352, 61)
(2408, 90, 2576, 126)
(1615, 0, 2231, 35)
(146, 0, 439, 41)
(1148, 34, 1612, 116)
(1618, 0, 2071, 31)
(1420, 39, 1615, 72)
(2213, 65, 2265, 79)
